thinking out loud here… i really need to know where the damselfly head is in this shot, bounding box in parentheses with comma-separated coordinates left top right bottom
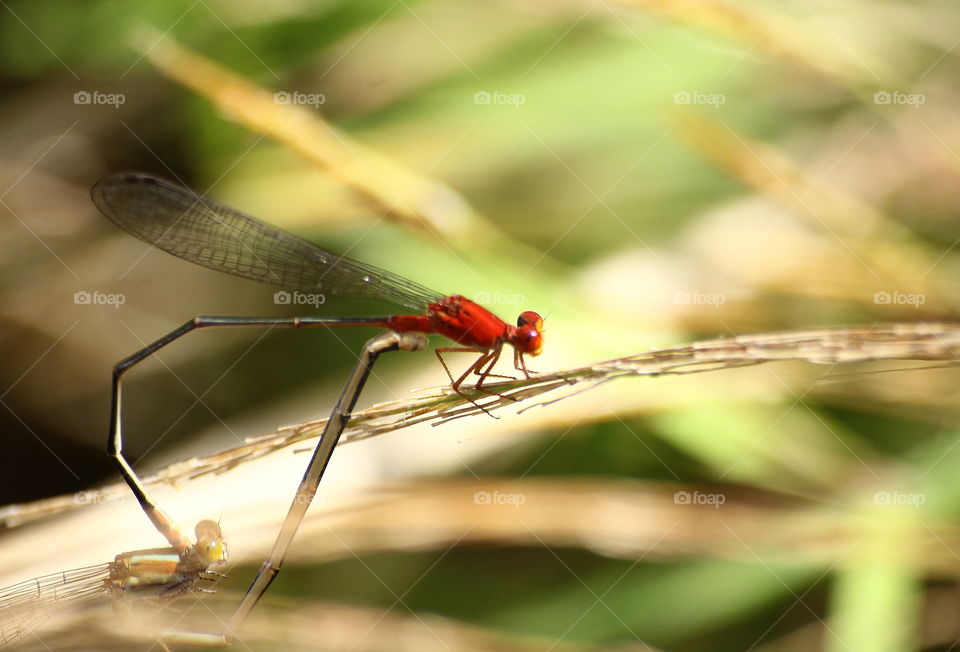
(513, 311, 544, 356)
(194, 519, 228, 565)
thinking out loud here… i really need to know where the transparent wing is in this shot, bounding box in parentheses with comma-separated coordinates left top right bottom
(91, 173, 442, 312)
(0, 563, 108, 646)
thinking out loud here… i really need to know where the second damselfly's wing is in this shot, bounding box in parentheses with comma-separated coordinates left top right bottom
(91, 173, 442, 312)
(0, 563, 108, 647)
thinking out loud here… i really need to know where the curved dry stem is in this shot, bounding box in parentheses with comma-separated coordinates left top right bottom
(3, 322, 959, 529)
(22, 586, 663, 652)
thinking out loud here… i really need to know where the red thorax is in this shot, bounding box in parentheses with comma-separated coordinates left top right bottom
(386, 295, 543, 355)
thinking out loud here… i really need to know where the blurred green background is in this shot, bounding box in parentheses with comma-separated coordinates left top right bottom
(2, 0, 960, 650)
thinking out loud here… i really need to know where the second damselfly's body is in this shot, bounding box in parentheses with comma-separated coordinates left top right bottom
(0, 520, 226, 649)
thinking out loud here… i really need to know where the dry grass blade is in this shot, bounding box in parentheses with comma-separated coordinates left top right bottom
(242, 321, 960, 443)
(17, 589, 662, 652)
(673, 111, 958, 311)
(3, 322, 958, 529)
(225, 477, 960, 577)
(133, 26, 476, 242)
(619, 0, 893, 87)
